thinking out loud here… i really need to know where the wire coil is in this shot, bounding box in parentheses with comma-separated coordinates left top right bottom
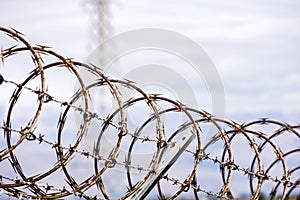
(0, 27, 299, 199)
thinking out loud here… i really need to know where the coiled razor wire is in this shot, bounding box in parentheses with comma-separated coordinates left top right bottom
(0, 27, 299, 199)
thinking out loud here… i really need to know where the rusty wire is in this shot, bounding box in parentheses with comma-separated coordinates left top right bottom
(0, 27, 299, 199)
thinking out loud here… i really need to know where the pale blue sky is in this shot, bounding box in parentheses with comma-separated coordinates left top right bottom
(1, 0, 299, 122)
(1, 1, 300, 198)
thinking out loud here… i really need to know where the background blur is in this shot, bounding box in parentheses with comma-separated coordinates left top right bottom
(1, 0, 300, 121)
(1, 0, 300, 199)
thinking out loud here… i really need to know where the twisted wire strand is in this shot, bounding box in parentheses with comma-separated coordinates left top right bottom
(0, 27, 299, 199)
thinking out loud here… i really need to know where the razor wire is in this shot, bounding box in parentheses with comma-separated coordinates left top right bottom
(0, 26, 299, 199)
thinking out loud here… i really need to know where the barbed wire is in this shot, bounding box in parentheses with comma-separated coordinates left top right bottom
(0, 26, 299, 199)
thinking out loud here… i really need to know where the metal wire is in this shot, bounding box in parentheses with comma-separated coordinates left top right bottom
(0, 27, 299, 199)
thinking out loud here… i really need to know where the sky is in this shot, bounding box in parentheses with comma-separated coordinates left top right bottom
(1, 0, 300, 121)
(1, 0, 300, 199)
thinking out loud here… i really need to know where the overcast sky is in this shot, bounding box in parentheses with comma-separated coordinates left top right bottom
(1, 0, 300, 198)
(1, 0, 299, 122)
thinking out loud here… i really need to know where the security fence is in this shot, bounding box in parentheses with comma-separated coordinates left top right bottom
(0, 27, 299, 199)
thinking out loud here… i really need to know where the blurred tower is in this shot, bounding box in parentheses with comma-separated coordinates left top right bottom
(85, 0, 111, 66)
(86, 0, 113, 100)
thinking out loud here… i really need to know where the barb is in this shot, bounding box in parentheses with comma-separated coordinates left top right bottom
(0, 26, 300, 199)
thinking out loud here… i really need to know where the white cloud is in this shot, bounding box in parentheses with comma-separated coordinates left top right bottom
(1, 1, 300, 198)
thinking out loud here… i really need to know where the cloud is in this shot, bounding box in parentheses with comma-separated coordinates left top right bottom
(1, 1, 300, 198)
